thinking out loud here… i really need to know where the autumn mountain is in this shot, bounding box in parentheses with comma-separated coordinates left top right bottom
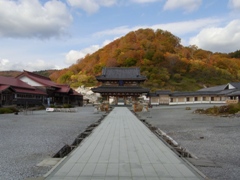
(49, 28, 240, 91)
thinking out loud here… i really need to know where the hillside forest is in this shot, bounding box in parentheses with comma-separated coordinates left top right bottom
(15, 29, 240, 91)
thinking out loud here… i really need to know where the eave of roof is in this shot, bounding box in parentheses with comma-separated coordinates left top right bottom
(148, 93, 158, 97)
(12, 87, 47, 95)
(226, 90, 240, 96)
(55, 85, 71, 93)
(0, 85, 10, 92)
(216, 89, 235, 95)
(170, 91, 223, 97)
(92, 86, 149, 93)
(96, 77, 147, 81)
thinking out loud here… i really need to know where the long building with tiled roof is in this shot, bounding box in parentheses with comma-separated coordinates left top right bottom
(149, 82, 240, 105)
(16, 70, 83, 106)
(0, 71, 83, 107)
(0, 76, 46, 106)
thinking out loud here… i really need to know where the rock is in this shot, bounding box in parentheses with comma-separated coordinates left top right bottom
(75, 86, 101, 104)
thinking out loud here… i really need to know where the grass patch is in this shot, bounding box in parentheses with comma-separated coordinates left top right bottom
(50, 104, 74, 108)
(0, 107, 19, 114)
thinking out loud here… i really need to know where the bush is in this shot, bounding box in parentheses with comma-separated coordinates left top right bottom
(205, 106, 219, 115)
(228, 104, 240, 114)
(0, 107, 18, 114)
(49, 104, 73, 108)
(63, 104, 73, 108)
(195, 103, 240, 115)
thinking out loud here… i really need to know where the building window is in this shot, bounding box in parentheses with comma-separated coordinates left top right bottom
(203, 97, 206, 101)
(211, 97, 214, 101)
(170, 98, 173, 102)
(194, 97, 198, 101)
(186, 97, 190, 102)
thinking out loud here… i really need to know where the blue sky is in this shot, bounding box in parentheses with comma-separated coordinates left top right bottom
(0, 0, 240, 71)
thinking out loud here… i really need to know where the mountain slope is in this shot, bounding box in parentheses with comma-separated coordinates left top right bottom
(0, 70, 57, 78)
(50, 28, 240, 91)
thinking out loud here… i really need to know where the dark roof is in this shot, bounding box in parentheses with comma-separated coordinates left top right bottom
(227, 90, 240, 96)
(147, 90, 171, 97)
(148, 92, 159, 97)
(198, 84, 227, 92)
(198, 82, 240, 92)
(170, 91, 221, 97)
(216, 89, 235, 95)
(155, 90, 171, 95)
(96, 67, 147, 81)
(92, 86, 149, 93)
(227, 82, 240, 89)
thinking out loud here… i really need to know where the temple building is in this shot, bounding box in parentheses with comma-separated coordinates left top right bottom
(92, 67, 149, 105)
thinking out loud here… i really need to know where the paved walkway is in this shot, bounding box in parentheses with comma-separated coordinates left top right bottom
(45, 107, 204, 180)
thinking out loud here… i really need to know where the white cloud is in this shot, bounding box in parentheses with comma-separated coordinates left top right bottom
(0, 0, 72, 38)
(0, 58, 59, 71)
(25, 59, 61, 71)
(67, 0, 161, 13)
(229, 0, 240, 10)
(94, 18, 220, 38)
(164, 0, 202, 12)
(189, 20, 240, 52)
(65, 40, 113, 65)
(99, 0, 117, 6)
(65, 45, 100, 65)
(131, 0, 161, 3)
(0, 58, 9, 67)
(93, 25, 143, 37)
(67, 0, 116, 14)
(67, 0, 99, 14)
(152, 18, 221, 36)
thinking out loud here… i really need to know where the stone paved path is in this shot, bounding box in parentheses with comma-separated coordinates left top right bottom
(45, 107, 204, 180)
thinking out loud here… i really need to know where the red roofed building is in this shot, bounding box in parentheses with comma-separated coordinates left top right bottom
(16, 70, 83, 106)
(0, 76, 46, 106)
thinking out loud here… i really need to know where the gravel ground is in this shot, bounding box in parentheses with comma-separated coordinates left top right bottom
(1, 104, 240, 180)
(137, 104, 240, 180)
(0, 106, 103, 180)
